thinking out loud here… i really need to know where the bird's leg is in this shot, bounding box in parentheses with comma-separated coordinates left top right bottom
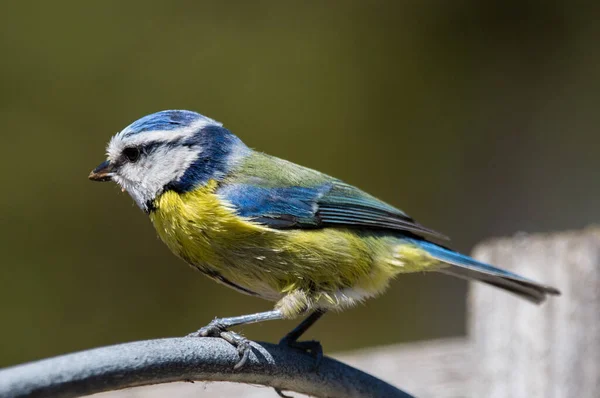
(189, 310, 285, 336)
(279, 310, 326, 366)
(188, 309, 284, 369)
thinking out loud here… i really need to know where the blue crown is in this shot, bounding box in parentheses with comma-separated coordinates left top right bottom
(121, 110, 219, 137)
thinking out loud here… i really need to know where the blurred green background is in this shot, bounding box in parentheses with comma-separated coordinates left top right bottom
(1, 1, 598, 367)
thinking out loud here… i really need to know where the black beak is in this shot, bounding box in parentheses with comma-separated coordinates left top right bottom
(88, 160, 115, 182)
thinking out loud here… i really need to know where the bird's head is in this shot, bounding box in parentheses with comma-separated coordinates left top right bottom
(89, 110, 250, 212)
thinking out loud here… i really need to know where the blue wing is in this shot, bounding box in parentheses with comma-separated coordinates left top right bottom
(218, 179, 448, 240)
(218, 184, 326, 228)
(315, 182, 447, 239)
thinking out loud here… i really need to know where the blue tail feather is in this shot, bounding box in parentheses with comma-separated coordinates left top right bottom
(404, 238, 560, 303)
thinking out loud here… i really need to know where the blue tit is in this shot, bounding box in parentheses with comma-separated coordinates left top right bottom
(89, 110, 560, 368)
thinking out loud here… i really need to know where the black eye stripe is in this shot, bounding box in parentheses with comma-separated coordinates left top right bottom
(121, 138, 187, 163)
(141, 142, 163, 154)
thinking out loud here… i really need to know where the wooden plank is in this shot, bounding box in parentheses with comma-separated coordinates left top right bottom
(470, 228, 600, 398)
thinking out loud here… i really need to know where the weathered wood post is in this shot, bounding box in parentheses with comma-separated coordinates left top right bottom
(470, 228, 600, 397)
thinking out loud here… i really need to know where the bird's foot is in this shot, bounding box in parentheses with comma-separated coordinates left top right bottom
(187, 320, 226, 338)
(188, 321, 252, 370)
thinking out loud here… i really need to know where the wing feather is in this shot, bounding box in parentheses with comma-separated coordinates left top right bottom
(316, 183, 448, 240)
(219, 153, 448, 240)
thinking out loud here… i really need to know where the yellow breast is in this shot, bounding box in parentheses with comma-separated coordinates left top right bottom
(151, 181, 260, 264)
(149, 180, 281, 297)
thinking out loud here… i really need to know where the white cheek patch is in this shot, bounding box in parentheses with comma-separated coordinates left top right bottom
(115, 145, 200, 210)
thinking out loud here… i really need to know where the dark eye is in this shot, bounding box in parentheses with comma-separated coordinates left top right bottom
(123, 147, 141, 162)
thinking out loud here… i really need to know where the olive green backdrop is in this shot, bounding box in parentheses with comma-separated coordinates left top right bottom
(1, 1, 598, 367)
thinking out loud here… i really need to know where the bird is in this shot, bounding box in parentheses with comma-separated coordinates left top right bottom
(89, 109, 560, 369)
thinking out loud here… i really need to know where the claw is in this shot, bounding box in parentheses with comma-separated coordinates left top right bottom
(188, 322, 252, 369)
(233, 335, 251, 370)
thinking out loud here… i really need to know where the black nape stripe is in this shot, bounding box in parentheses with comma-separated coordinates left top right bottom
(145, 199, 157, 213)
